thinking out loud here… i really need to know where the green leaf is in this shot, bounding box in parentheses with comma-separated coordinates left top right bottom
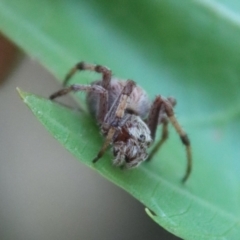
(2, 0, 240, 239)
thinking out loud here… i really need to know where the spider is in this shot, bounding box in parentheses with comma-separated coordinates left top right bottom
(50, 62, 192, 182)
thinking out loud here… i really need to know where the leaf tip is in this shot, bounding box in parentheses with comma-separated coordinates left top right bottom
(16, 87, 26, 99)
(16, 87, 33, 103)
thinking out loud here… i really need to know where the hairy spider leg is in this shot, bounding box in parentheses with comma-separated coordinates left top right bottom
(147, 97, 176, 161)
(147, 96, 192, 183)
(92, 80, 136, 163)
(147, 119, 168, 161)
(147, 96, 170, 162)
(63, 62, 112, 91)
(61, 62, 112, 122)
(49, 84, 108, 123)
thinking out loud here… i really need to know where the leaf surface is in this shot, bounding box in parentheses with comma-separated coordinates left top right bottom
(2, 1, 240, 239)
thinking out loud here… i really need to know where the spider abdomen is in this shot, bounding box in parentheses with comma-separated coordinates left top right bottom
(87, 78, 150, 120)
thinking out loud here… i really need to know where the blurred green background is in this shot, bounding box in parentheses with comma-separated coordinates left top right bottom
(1, 0, 240, 239)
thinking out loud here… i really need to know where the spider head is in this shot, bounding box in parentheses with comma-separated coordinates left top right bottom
(112, 115, 152, 168)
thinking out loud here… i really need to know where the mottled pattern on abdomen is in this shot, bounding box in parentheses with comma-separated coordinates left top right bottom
(86, 78, 151, 119)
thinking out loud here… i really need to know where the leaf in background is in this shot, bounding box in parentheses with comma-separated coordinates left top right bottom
(2, 0, 240, 239)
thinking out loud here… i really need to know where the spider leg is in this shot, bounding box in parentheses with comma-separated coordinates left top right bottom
(162, 96, 192, 183)
(147, 96, 163, 141)
(147, 119, 168, 161)
(63, 62, 112, 90)
(147, 97, 175, 160)
(92, 127, 116, 163)
(92, 80, 136, 163)
(61, 62, 112, 123)
(49, 84, 108, 123)
(147, 96, 192, 183)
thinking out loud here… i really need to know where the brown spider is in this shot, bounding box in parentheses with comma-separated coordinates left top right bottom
(50, 62, 192, 182)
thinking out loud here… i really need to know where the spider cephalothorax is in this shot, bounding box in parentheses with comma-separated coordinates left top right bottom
(110, 113, 152, 169)
(50, 62, 192, 182)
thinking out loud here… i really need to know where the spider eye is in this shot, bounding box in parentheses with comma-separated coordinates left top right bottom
(139, 134, 146, 142)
